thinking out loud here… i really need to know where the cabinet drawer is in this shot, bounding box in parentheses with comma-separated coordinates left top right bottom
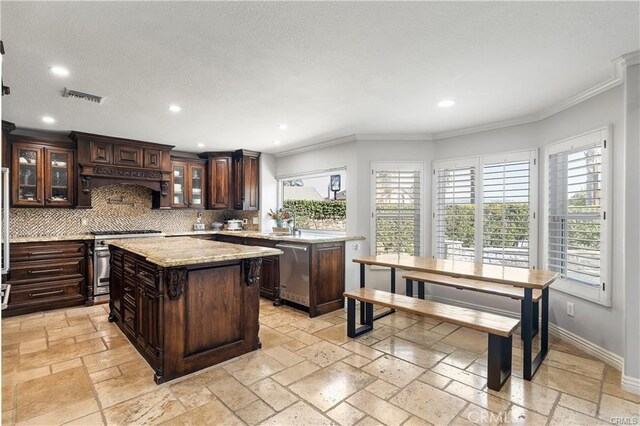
(113, 145, 143, 167)
(11, 242, 85, 262)
(137, 262, 156, 286)
(9, 278, 83, 306)
(124, 255, 136, 275)
(9, 258, 84, 284)
(122, 303, 136, 334)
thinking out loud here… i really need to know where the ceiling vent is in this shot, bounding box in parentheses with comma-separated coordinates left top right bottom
(62, 87, 104, 104)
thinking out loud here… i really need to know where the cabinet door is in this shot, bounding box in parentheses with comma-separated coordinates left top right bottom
(232, 156, 244, 210)
(170, 162, 188, 208)
(113, 145, 143, 167)
(109, 265, 124, 321)
(89, 140, 112, 164)
(209, 157, 232, 209)
(144, 148, 162, 169)
(138, 288, 160, 361)
(12, 144, 43, 206)
(189, 164, 205, 209)
(244, 155, 259, 210)
(260, 256, 279, 300)
(45, 147, 74, 207)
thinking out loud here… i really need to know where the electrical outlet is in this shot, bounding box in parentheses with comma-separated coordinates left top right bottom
(567, 301, 575, 317)
(252, 217, 259, 225)
(353, 243, 360, 251)
(81, 218, 88, 226)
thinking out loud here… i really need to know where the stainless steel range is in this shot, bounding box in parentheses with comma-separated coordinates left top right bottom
(92, 230, 165, 297)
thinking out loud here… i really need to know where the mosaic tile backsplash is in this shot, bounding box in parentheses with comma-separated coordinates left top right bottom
(9, 184, 260, 237)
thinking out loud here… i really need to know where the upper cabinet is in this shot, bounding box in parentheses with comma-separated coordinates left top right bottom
(10, 135, 75, 208)
(199, 152, 233, 210)
(232, 149, 260, 211)
(169, 154, 206, 209)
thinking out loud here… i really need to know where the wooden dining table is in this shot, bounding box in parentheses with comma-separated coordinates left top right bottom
(353, 254, 558, 381)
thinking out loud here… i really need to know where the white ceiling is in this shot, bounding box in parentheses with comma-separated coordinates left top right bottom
(1, 1, 638, 153)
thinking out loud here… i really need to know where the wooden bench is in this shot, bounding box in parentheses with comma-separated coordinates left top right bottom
(403, 271, 541, 337)
(344, 288, 520, 391)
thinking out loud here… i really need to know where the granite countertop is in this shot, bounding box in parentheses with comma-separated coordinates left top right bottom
(108, 236, 283, 267)
(10, 234, 94, 243)
(205, 230, 365, 244)
(11, 230, 365, 244)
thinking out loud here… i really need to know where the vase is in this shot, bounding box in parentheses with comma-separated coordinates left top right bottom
(275, 218, 284, 228)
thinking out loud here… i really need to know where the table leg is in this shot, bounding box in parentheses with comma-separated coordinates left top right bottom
(523, 287, 549, 380)
(406, 279, 413, 297)
(360, 263, 366, 325)
(373, 267, 396, 321)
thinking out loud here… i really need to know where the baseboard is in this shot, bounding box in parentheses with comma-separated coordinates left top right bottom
(425, 294, 625, 371)
(621, 375, 640, 395)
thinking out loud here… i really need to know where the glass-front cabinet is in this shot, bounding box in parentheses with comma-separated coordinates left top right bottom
(170, 157, 206, 209)
(11, 141, 75, 207)
(171, 162, 188, 208)
(189, 164, 205, 208)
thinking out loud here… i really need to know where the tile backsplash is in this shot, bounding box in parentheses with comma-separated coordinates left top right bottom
(10, 184, 260, 237)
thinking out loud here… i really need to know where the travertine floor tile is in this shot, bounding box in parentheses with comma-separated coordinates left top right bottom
(417, 370, 451, 389)
(93, 365, 158, 409)
(326, 402, 366, 426)
(441, 327, 487, 354)
(162, 399, 242, 426)
(532, 364, 601, 402)
(249, 377, 299, 411)
(365, 379, 400, 400)
(372, 336, 446, 369)
(208, 374, 258, 411)
(598, 393, 640, 422)
(430, 322, 459, 336)
(222, 351, 287, 385)
(487, 376, 559, 416)
(63, 411, 105, 425)
(102, 387, 185, 425)
(343, 354, 374, 368)
(15, 367, 94, 423)
(347, 390, 410, 426)
(169, 373, 218, 410)
(549, 406, 609, 425)
(19, 338, 106, 370)
(362, 355, 424, 387)
(259, 326, 294, 349)
(375, 314, 417, 330)
(236, 399, 276, 425)
(355, 416, 386, 426)
(297, 341, 352, 367)
(271, 360, 320, 386)
(258, 401, 333, 426)
(295, 318, 334, 334)
(390, 381, 466, 425)
(394, 325, 443, 347)
(262, 346, 304, 367)
(545, 349, 605, 380)
(313, 323, 350, 345)
(289, 362, 376, 411)
(557, 393, 597, 417)
(431, 362, 486, 389)
(15, 398, 99, 426)
(341, 341, 384, 360)
(18, 338, 47, 355)
(444, 381, 510, 413)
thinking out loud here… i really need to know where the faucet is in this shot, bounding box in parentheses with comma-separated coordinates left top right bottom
(283, 208, 302, 236)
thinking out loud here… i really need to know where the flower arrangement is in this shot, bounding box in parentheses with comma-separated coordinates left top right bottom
(268, 208, 291, 228)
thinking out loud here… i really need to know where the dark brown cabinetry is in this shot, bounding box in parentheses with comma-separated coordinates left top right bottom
(10, 136, 75, 208)
(169, 154, 206, 209)
(109, 247, 163, 370)
(233, 150, 260, 210)
(199, 152, 233, 210)
(3, 240, 91, 317)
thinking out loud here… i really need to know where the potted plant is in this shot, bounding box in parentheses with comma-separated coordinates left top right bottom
(268, 208, 292, 233)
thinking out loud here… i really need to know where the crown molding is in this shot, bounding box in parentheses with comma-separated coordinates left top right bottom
(432, 114, 540, 140)
(356, 133, 434, 142)
(274, 134, 358, 158)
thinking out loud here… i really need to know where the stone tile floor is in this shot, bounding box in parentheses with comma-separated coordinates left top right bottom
(2, 300, 639, 425)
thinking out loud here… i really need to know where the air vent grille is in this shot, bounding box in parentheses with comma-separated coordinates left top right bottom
(62, 87, 104, 104)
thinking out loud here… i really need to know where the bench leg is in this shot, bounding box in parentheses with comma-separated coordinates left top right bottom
(418, 281, 425, 299)
(347, 297, 373, 338)
(406, 279, 413, 297)
(520, 300, 539, 340)
(373, 267, 396, 321)
(487, 334, 512, 391)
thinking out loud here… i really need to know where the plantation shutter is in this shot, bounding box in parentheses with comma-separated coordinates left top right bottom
(482, 155, 534, 268)
(545, 127, 610, 306)
(433, 163, 477, 262)
(372, 163, 423, 256)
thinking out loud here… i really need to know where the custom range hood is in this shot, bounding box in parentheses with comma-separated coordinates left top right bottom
(69, 131, 175, 209)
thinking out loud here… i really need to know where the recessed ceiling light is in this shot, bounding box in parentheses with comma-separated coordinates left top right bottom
(168, 105, 181, 112)
(42, 116, 55, 124)
(196, 143, 205, 148)
(50, 66, 69, 77)
(278, 124, 288, 130)
(272, 140, 281, 145)
(438, 99, 456, 108)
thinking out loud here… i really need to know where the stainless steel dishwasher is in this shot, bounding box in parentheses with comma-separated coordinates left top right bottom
(276, 243, 310, 307)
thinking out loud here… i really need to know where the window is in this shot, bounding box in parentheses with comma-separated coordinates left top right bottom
(371, 162, 424, 256)
(543, 127, 611, 306)
(432, 150, 537, 268)
(279, 169, 346, 232)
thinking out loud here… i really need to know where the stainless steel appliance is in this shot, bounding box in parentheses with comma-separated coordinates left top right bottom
(92, 230, 165, 296)
(276, 243, 310, 307)
(1, 167, 10, 309)
(226, 220, 243, 231)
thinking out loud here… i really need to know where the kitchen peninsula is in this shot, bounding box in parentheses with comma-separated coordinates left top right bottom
(106, 236, 282, 383)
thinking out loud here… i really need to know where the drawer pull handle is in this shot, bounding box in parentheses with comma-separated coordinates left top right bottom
(125, 316, 134, 322)
(124, 286, 133, 292)
(29, 268, 63, 274)
(29, 289, 64, 298)
(139, 270, 149, 277)
(29, 250, 64, 256)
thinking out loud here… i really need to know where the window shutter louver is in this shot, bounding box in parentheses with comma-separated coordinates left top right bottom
(373, 165, 422, 256)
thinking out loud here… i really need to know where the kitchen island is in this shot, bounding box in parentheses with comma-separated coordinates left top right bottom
(107, 236, 282, 383)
